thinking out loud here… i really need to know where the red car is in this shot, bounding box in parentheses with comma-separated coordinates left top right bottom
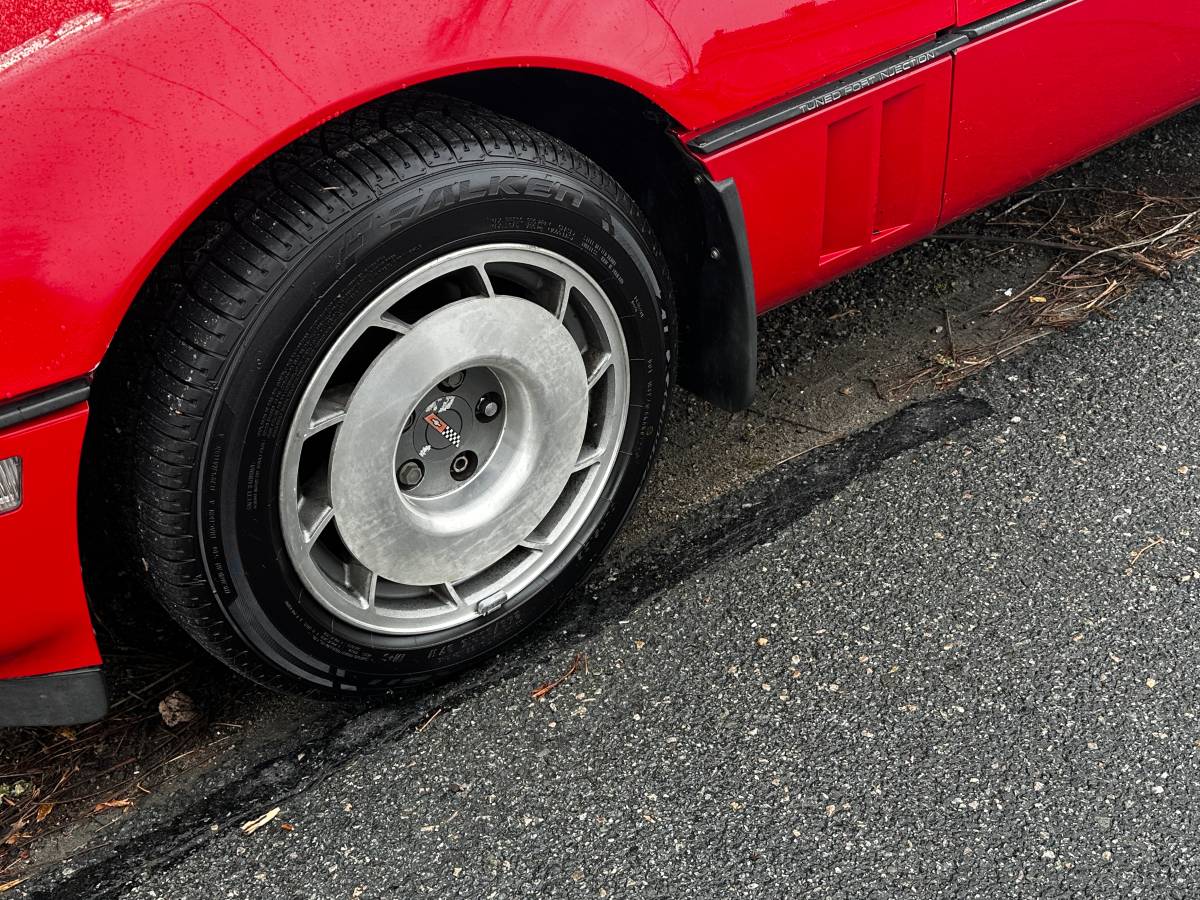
(1, 0, 1196, 726)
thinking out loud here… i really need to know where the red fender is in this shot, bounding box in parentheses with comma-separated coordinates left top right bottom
(0, 0, 702, 400)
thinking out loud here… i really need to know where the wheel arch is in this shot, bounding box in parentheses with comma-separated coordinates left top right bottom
(428, 68, 757, 410)
(0, 0, 755, 408)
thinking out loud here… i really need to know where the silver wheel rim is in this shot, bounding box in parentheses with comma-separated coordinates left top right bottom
(279, 244, 630, 636)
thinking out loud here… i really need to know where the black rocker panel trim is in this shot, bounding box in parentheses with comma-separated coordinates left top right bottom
(688, 0, 1072, 155)
(0, 378, 90, 431)
(956, 0, 1072, 38)
(689, 33, 967, 154)
(0, 667, 108, 727)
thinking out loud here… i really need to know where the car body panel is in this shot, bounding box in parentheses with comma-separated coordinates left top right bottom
(698, 59, 953, 312)
(0, 405, 99, 680)
(942, 0, 1200, 223)
(651, 0, 954, 128)
(0, 0, 689, 402)
(956, 0, 1023, 25)
(0, 0, 954, 402)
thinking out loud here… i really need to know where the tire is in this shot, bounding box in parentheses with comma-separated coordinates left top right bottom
(86, 93, 675, 695)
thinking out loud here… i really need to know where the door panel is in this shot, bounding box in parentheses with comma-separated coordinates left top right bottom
(943, 0, 1200, 224)
(703, 60, 954, 312)
(654, 0, 955, 130)
(957, 0, 1021, 26)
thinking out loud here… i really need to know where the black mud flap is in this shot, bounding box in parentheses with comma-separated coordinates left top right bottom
(678, 175, 757, 411)
(0, 667, 108, 727)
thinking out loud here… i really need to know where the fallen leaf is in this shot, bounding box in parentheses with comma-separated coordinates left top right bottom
(241, 807, 281, 835)
(279, 822, 295, 832)
(2, 821, 28, 846)
(55, 727, 77, 741)
(755, 637, 769, 647)
(159, 690, 199, 727)
(93, 799, 133, 813)
(1029, 295, 1049, 303)
(35, 803, 54, 823)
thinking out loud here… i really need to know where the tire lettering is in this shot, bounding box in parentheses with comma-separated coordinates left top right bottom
(420, 184, 455, 214)
(488, 175, 526, 197)
(525, 176, 553, 199)
(390, 175, 586, 231)
(459, 178, 488, 202)
(554, 184, 585, 208)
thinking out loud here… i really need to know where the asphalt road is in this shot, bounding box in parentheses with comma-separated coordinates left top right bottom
(11, 112, 1200, 899)
(27, 235, 1200, 900)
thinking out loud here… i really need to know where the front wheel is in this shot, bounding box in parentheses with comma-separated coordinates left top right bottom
(91, 94, 674, 694)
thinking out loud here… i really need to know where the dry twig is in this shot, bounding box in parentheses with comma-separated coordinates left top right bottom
(882, 186, 1200, 398)
(531, 654, 585, 700)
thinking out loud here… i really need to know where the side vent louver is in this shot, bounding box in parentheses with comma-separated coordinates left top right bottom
(819, 82, 930, 266)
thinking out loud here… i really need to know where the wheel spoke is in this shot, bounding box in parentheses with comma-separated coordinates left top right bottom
(586, 352, 613, 388)
(346, 563, 376, 610)
(304, 385, 352, 438)
(435, 582, 464, 609)
(474, 264, 497, 298)
(553, 281, 571, 321)
(298, 464, 334, 546)
(299, 499, 334, 547)
(572, 445, 605, 472)
(376, 311, 412, 334)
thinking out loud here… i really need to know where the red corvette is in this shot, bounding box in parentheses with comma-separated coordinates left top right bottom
(1, 0, 1196, 726)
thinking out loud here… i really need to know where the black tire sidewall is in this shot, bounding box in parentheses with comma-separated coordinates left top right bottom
(197, 161, 670, 691)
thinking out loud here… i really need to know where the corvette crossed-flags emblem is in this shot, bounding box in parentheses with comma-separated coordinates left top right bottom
(423, 412, 462, 448)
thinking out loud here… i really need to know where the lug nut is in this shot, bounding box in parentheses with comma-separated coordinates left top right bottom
(396, 459, 424, 490)
(476, 392, 502, 422)
(450, 450, 478, 482)
(438, 371, 466, 392)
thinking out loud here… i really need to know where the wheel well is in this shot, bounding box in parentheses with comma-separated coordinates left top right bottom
(429, 68, 703, 290)
(99, 67, 755, 412)
(429, 68, 756, 409)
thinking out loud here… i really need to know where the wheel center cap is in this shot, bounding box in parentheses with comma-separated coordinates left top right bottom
(329, 296, 588, 586)
(422, 406, 464, 451)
